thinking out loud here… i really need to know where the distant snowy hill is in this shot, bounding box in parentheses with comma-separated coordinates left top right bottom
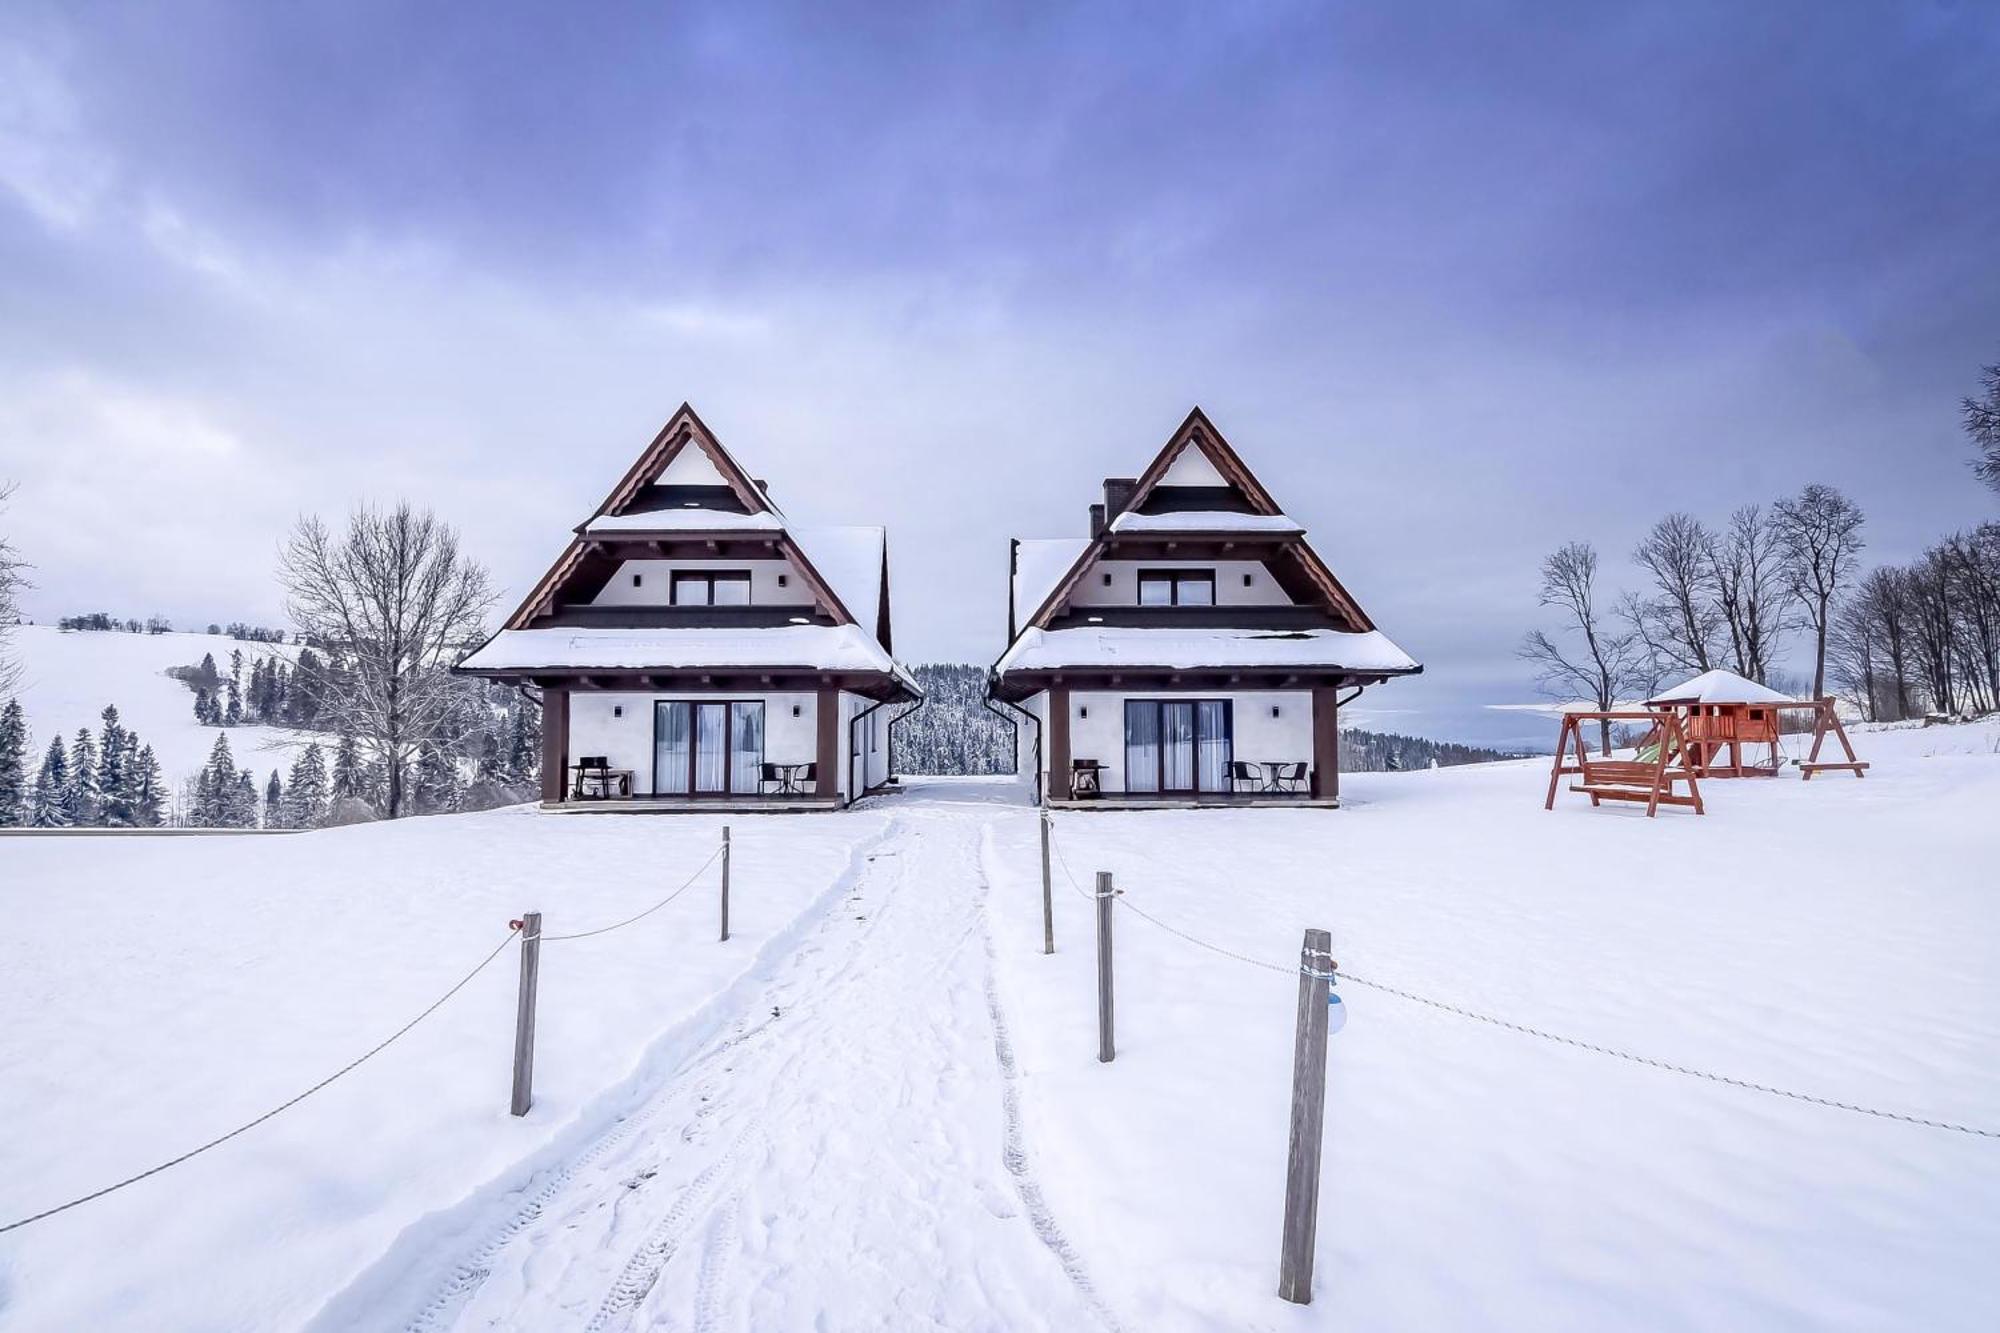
(6, 624, 307, 788)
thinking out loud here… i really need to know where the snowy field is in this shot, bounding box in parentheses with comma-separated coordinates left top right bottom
(5, 624, 304, 788)
(985, 719, 2000, 1331)
(0, 721, 1995, 1330)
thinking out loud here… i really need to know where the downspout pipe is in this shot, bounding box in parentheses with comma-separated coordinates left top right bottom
(983, 687, 1043, 806)
(848, 691, 925, 807)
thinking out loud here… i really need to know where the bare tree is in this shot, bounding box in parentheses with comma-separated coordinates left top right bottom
(1966, 357, 2000, 495)
(1625, 512, 1721, 679)
(1940, 523, 2000, 711)
(1772, 484, 1865, 700)
(1519, 541, 1645, 754)
(1905, 550, 1959, 715)
(0, 482, 28, 696)
(279, 503, 496, 818)
(1712, 504, 1790, 683)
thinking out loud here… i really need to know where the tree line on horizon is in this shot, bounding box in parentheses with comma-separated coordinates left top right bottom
(1522, 356, 2000, 752)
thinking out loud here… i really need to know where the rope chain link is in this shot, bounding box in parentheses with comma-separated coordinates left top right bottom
(1040, 816, 1998, 1140)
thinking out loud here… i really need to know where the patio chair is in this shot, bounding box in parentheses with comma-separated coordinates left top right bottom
(1270, 762, 1308, 794)
(1229, 761, 1263, 793)
(760, 762, 785, 795)
(1070, 759, 1105, 798)
(572, 756, 620, 800)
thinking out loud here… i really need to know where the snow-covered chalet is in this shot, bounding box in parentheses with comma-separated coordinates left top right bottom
(990, 408, 1421, 805)
(457, 405, 921, 809)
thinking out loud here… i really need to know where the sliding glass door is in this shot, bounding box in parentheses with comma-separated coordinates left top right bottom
(654, 700, 766, 796)
(1124, 699, 1232, 794)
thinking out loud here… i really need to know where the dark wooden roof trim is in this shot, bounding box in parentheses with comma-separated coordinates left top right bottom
(1014, 407, 1379, 641)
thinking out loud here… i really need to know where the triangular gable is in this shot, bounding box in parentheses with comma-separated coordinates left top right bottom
(498, 406, 866, 633)
(590, 403, 782, 521)
(1119, 406, 1283, 519)
(1011, 408, 1378, 638)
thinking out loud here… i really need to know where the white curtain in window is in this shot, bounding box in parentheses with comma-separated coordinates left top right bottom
(729, 701, 765, 794)
(1196, 700, 1232, 792)
(654, 702, 690, 794)
(1124, 701, 1160, 793)
(694, 703, 728, 792)
(1162, 702, 1196, 791)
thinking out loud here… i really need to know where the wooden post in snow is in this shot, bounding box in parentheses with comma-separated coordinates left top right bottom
(510, 911, 543, 1117)
(1278, 927, 1334, 1304)
(1039, 805, 1055, 955)
(1095, 871, 1115, 1063)
(720, 825, 732, 942)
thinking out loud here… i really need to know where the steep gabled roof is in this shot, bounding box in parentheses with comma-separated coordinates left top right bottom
(493, 407, 869, 642)
(1007, 408, 1382, 643)
(590, 401, 783, 523)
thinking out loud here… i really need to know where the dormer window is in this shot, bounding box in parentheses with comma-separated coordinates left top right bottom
(1137, 570, 1215, 607)
(672, 571, 753, 606)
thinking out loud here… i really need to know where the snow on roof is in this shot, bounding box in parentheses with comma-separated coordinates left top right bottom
(790, 526, 886, 641)
(581, 509, 785, 534)
(1647, 669, 1798, 706)
(1012, 539, 1091, 626)
(460, 624, 903, 677)
(995, 625, 1419, 675)
(1107, 510, 1303, 535)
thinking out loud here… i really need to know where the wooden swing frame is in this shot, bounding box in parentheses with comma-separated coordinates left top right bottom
(1787, 697, 1869, 780)
(1543, 710, 1705, 817)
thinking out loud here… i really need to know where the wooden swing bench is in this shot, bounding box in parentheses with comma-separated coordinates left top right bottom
(1544, 711, 1705, 817)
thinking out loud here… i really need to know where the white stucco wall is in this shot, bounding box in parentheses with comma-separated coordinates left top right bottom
(1067, 559, 1294, 608)
(1053, 689, 1314, 794)
(587, 558, 814, 609)
(567, 691, 819, 795)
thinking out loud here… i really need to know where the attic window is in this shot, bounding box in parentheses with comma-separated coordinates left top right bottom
(1138, 570, 1216, 607)
(672, 571, 752, 606)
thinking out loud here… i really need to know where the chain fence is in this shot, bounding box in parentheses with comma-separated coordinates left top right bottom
(1042, 815, 1998, 1140)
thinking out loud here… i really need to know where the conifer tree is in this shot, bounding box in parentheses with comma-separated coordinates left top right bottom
(331, 730, 364, 802)
(284, 742, 329, 829)
(96, 705, 131, 826)
(0, 698, 26, 827)
(507, 701, 539, 784)
(193, 732, 238, 827)
(264, 769, 284, 828)
(232, 769, 259, 828)
(225, 677, 243, 727)
(32, 736, 70, 827)
(193, 687, 212, 725)
(67, 727, 100, 826)
(131, 743, 165, 827)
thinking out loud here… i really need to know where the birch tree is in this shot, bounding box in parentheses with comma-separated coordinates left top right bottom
(1712, 504, 1790, 683)
(1772, 484, 1865, 700)
(1966, 357, 2000, 495)
(279, 503, 496, 819)
(0, 482, 27, 695)
(1520, 541, 1644, 754)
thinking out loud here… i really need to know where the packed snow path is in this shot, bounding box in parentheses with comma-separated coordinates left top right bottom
(322, 784, 1113, 1333)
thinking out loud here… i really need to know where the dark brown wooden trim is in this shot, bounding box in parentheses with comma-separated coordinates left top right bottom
(1045, 605, 1344, 631)
(540, 687, 570, 803)
(1311, 685, 1339, 801)
(593, 404, 773, 522)
(993, 667, 1412, 703)
(1047, 685, 1072, 799)
(815, 686, 839, 797)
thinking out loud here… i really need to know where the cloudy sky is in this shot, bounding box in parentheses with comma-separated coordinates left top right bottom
(1, 1, 1994, 747)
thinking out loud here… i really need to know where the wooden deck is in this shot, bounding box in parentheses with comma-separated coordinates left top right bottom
(1050, 793, 1339, 811)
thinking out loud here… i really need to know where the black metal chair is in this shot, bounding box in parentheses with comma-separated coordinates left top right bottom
(1229, 761, 1263, 793)
(1070, 759, 1105, 798)
(1270, 762, 1308, 794)
(792, 762, 817, 794)
(760, 762, 785, 795)
(572, 755, 618, 799)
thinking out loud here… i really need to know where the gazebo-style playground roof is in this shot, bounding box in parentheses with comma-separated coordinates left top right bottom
(1644, 669, 1868, 781)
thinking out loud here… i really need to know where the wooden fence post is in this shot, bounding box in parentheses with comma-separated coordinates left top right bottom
(1278, 927, 1334, 1303)
(1095, 871, 1115, 1063)
(1039, 805, 1055, 955)
(510, 911, 543, 1117)
(720, 825, 731, 943)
